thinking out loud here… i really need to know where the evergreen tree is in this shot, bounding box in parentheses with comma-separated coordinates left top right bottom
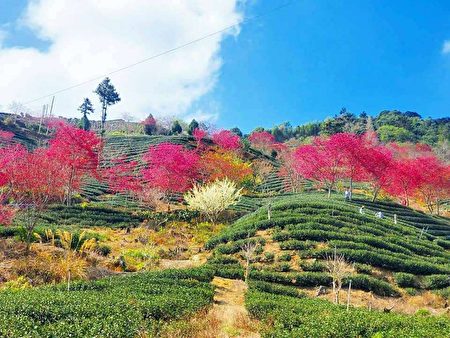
(188, 119, 199, 135)
(94, 77, 120, 136)
(171, 120, 182, 134)
(230, 127, 243, 137)
(78, 98, 94, 131)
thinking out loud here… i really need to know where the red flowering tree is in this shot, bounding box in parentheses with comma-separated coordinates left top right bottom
(329, 133, 368, 200)
(277, 145, 305, 193)
(384, 157, 423, 206)
(293, 136, 345, 197)
(360, 143, 393, 201)
(142, 114, 157, 135)
(2, 148, 67, 251)
(193, 128, 207, 147)
(212, 130, 241, 151)
(0, 143, 27, 225)
(47, 122, 102, 205)
(414, 156, 450, 214)
(103, 157, 142, 195)
(141, 143, 200, 208)
(248, 131, 275, 153)
(0, 131, 14, 144)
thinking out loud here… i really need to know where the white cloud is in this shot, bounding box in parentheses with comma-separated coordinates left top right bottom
(442, 40, 450, 54)
(0, 0, 242, 121)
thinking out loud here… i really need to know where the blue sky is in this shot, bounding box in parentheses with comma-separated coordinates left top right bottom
(1, 0, 449, 132)
(213, 0, 450, 131)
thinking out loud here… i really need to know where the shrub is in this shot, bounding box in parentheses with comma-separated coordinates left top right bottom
(354, 263, 372, 274)
(273, 263, 291, 272)
(207, 256, 239, 265)
(278, 253, 292, 262)
(96, 244, 112, 256)
(422, 275, 450, 290)
(394, 272, 417, 288)
(344, 275, 400, 297)
(249, 281, 305, 298)
(299, 260, 327, 272)
(264, 252, 275, 262)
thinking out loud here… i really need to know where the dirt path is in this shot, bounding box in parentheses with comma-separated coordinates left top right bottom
(208, 277, 260, 338)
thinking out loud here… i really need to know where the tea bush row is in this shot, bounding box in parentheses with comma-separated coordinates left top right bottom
(246, 289, 450, 337)
(0, 268, 215, 338)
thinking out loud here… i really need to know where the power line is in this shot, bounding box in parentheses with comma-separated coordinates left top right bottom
(23, 1, 296, 105)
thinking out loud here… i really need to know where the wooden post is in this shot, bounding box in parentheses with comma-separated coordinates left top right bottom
(394, 214, 397, 224)
(346, 280, 352, 311)
(67, 268, 71, 291)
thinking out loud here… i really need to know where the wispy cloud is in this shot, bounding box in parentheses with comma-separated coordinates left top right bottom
(442, 40, 450, 54)
(0, 0, 242, 121)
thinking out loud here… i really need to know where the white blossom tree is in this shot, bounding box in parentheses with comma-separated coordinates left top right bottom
(184, 179, 242, 224)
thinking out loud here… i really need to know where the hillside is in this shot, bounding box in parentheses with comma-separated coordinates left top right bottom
(1, 114, 449, 337)
(206, 194, 450, 306)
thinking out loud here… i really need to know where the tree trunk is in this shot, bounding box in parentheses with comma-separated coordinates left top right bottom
(101, 104, 107, 136)
(327, 187, 332, 198)
(66, 166, 75, 206)
(245, 256, 250, 282)
(372, 186, 380, 202)
(349, 178, 353, 201)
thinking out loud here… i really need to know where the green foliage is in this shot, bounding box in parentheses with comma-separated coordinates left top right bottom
(207, 194, 450, 303)
(187, 119, 199, 135)
(278, 253, 292, 262)
(377, 125, 414, 143)
(246, 289, 450, 338)
(96, 244, 112, 256)
(171, 120, 182, 134)
(249, 281, 306, 298)
(394, 272, 417, 288)
(354, 263, 372, 275)
(0, 268, 214, 337)
(299, 260, 326, 272)
(263, 252, 275, 262)
(273, 262, 291, 272)
(39, 205, 144, 229)
(422, 275, 450, 290)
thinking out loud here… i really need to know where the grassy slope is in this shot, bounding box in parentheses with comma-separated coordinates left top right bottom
(206, 194, 450, 295)
(207, 193, 450, 336)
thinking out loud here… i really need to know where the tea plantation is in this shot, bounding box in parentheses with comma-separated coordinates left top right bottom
(0, 268, 214, 337)
(206, 194, 450, 296)
(246, 285, 450, 338)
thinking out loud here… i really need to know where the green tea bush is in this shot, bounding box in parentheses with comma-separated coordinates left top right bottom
(246, 289, 450, 338)
(299, 260, 327, 272)
(249, 280, 306, 298)
(422, 275, 450, 290)
(263, 252, 275, 262)
(273, 262, 291, 272)
(354, 263, 372, 274)
(278, 253, 292, 262)
(394, 272, 417, 288)
(0, 268, 214, 337)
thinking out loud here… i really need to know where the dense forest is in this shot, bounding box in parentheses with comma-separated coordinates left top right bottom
(262, 109, 450, 146)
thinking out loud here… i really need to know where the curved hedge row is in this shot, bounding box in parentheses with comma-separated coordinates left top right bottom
(249, 270, 399, 297)
(246, 289, 450, 338)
